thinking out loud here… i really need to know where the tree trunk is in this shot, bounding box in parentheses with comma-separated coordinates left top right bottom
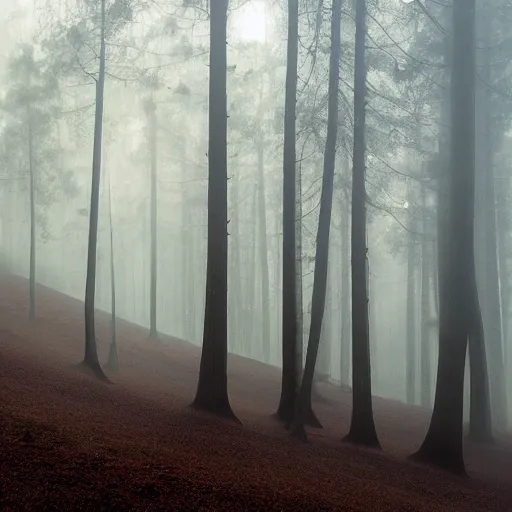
(420, 185, 432, 409)
(107, 168, 118, 371)
(480, 19, 508, 431)
(412, 0, 476, 474)
(82, 0, 108, 381)
(276, 0, 300, 424)
(345, 0, 380, 448)
(496, 183, 509, 384)
(246, 185, 258, 358)
(290, 0, 341, 439)
(468, 255, 492, 443)
(257, 128, 271, 363)
(192, 0, 237, 420)
(340, 191, 350, 387)
(228, 165, 242, 353)
(406, 201, 417, 405)
(147, 97, 158, 341)
(28, 112, 36, 321)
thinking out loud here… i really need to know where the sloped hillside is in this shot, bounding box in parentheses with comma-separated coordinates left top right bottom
(0, 275, 511, 511)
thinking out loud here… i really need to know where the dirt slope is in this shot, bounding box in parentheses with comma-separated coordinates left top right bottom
(0, 275, 511, 511)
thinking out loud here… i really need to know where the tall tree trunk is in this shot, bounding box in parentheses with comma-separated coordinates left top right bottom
(412, 0, 475, 474)
(275, 216, 282, 359)
(345, 0, 380, 448)
(468, 255, 492, 442)
(82, 0, 108, 381)
(107, 168, 118, 371)
(290, 0, 341, 439)
(257, 128, 271, 363)
(406, 200, 417, 405)
(228, 165, 242, 353)
(295, 157, 303, 389)
(420, 185, 432, 409)
(276, 0, 300, 424)
(147, 97, 158, 341)
(246, 185, 258, 358)
(340, 190, 350, 387)
(28, 112, 35, 321)
(496, 183, 509, 381)
(192, 0, 237, 420)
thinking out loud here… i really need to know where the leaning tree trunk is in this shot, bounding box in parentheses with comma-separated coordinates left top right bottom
(290, 0, 341, 440)
(276, 0, 300, 424)
(146, 96, 158, 341)
(192, 0, 237, 420)
(412, 0, 476, 474)
(82, 0, 108, 381)
(28, 111, 36, 321)
(345, 0, 380, 448)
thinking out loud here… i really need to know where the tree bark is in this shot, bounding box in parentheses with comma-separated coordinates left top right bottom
(147, 97, 158, 341)
(28, 110, 36, 321)
(257, 127, 271, 363)
(420, 185, 432, 409)
(412, 0, 476, 474)
(290, 0, 341, 440)
(345, 0, 380, 448)
(340, 191, 350, 387)
(406, 199, 417, 405)
(82, 0, 108, 381)
(192, 0, 237, 420)
(276, 0, 300, 424)
(106, 168, 118, 371)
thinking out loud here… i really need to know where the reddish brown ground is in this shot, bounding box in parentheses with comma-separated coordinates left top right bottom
(0, 275, 511, 511)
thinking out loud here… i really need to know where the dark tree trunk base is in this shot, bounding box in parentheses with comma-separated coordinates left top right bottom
(285, 404, 323, 431)
(304, 405, 323, 428)
(289, 420, 308, 441)
(148, 332, 160, 343)
(191, 398, 241, 425)
(106, 343, 118, 371)
(74, 361, 111, 384)
(467, 431, 494, 445)
(312, 384, 336, 405)
(344, 425, 381, 449)
(409, 441, 467, 476)
(274, 400, 294, 425)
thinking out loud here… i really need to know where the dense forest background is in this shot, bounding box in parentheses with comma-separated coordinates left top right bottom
(1, 0, 511, 465)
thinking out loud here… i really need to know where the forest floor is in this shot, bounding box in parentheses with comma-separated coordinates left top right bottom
(0, 275, 511, 511)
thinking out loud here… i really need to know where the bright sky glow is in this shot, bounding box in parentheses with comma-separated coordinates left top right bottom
(236, 1, 266, 42)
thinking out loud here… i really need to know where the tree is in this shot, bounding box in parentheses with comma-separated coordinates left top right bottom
(0, 45, 62, 321)
(290, 0, 341, 440)
(345, 0, 380, 449)
(106, 167, 118, 371)
(412, 0, 476, 474)
(145, 95, 158, 341)
(192, 0, 237, 420)
(82, 0, 109, 380)
(276, 0, 300, 424)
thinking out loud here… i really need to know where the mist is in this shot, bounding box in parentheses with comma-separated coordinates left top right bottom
(0, 0, 511, 510)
